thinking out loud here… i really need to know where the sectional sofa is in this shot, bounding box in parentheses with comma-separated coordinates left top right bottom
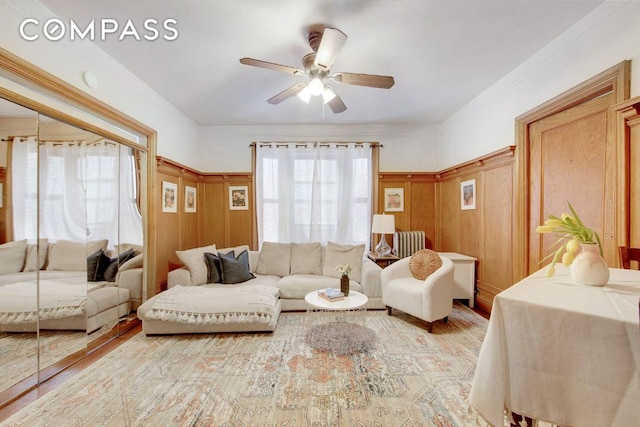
(137, 241, 383, 334)
(0, 239, 143, 333)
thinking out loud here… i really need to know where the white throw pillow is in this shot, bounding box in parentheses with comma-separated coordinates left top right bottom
(0, 239, 28, 274)
(256, 242, 291, 276)
(22, 239, 49, 272)
(322, 241, 365, 282)
(290, 242, 322, 275)
(176, 244, 217, 285)
(47, 239, 108, 271)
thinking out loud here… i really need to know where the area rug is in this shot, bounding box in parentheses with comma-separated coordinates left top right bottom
(0, 330, 86, 391)
(1, 303, 489, 427)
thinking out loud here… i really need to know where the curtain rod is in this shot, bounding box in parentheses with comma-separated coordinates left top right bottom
(250, 142, 383, 148)
(1, 135, 36, 141)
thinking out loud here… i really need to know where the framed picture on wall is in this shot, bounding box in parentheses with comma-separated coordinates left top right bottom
(384, 188, 404, 212)
(161, 181, 178, 213)
(229, 185, 249, 210)
(461, 179, 476, 210)
(184, 185, 197, 213)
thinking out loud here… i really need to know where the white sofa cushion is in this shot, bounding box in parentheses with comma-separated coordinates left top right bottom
(0, 239, 28, 274)
(47, 239, 108, 271)
(322, 241, 365, 282)
(176, 244, 217, 286)
(290, 242, 322, 275)
(256, 242, 291, 276)
(23, 239, 49, 272)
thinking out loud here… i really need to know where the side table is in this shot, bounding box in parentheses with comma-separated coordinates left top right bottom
(366, 252, 400, 268)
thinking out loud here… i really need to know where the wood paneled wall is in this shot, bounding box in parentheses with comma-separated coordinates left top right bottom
(436, 147, 516, 313)
(154, 157, 254, 293)
(377, 173, 438, 248)
(377, 148, 515, 313)
(615, 96, 640, 248)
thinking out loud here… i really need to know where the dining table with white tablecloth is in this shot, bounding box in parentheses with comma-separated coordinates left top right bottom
(470, 265, 640, 427)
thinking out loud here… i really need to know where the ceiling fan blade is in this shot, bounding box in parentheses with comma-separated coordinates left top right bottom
(314, 27, 347, 71)
(332, 72, 395, 89)
(267, 83, 307, 104)
(240, 57, 304, 75)
(327, 93, 347, 114)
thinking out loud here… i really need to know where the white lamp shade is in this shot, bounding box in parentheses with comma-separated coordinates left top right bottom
(371, 214, 395, 234)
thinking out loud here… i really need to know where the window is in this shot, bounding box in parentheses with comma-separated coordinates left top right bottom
(12, 139, 142, 246)
(256, 143, 372, 247)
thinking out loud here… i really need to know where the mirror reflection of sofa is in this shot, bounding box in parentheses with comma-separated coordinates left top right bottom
(0, 239, 143, 333)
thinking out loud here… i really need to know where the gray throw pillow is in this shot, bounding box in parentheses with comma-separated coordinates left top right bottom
(100, 249, 135, 282)
(86, 249, 103, 281)
(219, 250, 255, 284)
(204, 252, 222, 283)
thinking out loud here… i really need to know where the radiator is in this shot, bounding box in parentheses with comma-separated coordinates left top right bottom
(393, 231, 425, 259)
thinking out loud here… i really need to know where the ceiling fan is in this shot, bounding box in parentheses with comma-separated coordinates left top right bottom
(240, 25, 395, 113)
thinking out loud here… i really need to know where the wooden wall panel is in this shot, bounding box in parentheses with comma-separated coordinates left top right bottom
(153, 157, 255, 293)
(155, 169, 181, 292)
(479, 165, 514, 311)
(202, 181, 226, 246)
(377, 173, 437, 250)
(459, 173, 482, 259)
(180, 178, 200, 250)
(615, 97, 640, 248)
(436, 147, 516, 313)
(438, 178, 460, 252)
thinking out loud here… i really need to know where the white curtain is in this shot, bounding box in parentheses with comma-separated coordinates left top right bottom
(12, 139, 142, 247)
(10, 137, 38, 241)
(256, 143, 372, 248)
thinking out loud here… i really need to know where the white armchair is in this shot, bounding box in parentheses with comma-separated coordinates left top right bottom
(380, 255, 454, 332)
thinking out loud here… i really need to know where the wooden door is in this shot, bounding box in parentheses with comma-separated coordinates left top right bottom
(528, 93, 616, 273)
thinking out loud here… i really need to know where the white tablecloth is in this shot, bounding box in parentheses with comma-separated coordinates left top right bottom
(470, 265, 640, 426)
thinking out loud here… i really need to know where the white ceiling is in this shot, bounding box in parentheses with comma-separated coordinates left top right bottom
(37, 0, 604, 127)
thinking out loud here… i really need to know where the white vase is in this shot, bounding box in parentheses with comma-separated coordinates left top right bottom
(569, 243, 609, 286)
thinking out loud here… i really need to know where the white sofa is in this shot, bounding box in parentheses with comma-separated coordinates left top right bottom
(0, 239, 143, 333)
(137, 241, 383, 334)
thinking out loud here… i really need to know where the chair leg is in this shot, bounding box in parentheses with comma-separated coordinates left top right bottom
(426, 322, 433, 333)
(386, 305, 392, 316)
(443, 316, 448, 324)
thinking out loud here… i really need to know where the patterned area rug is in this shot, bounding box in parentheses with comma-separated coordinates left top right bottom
(1, 304, 489, 427)
(0, 330, 86, 391)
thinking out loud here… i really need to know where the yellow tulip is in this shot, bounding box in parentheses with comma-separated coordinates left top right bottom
(562, 252, 575, 266)
(544, 219, 563, 228)
(546, 265, 556, 277)
(566, 239, 579, 254)
(535, 225, 554, 233)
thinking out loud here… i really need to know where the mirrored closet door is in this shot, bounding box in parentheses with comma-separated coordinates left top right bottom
(0, 97, 39, 394)
(0, 92, 147, 402)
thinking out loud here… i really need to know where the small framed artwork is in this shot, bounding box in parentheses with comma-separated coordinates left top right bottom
(229, 185, 249, 210)
(461, 179, 476, 210)
(161, 181, 178, 213)
(184, 185, 197, 213)
(384, 188, 404, 212)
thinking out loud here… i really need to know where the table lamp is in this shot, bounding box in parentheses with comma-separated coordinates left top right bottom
(372, 214, 395, 257)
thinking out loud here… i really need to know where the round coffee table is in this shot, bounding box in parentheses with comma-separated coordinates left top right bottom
(304, 290, 374, 354)
(304, 289, 368, 311)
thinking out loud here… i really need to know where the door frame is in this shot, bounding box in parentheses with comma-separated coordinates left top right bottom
(513, 61, 630, 282)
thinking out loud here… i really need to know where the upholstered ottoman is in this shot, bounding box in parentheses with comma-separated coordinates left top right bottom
(137, 284, 281, 335)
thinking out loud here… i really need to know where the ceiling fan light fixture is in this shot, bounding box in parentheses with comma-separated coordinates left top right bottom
(308, 77, 324, 96)
(297, 86, 311, 103)
(322, 85, 337, 103)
